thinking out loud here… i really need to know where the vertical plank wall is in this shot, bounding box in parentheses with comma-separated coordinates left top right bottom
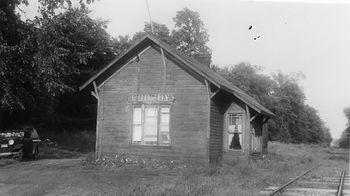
(209, 100, 223, 163)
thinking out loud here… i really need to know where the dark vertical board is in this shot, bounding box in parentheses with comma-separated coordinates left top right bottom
(262, 122, 268, 154)
(209, 100, 223, 164)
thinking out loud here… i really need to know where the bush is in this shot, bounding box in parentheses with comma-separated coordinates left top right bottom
(40, 129, 95, 152)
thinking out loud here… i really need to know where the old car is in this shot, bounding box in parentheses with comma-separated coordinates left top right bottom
(0, 127, 40, 160)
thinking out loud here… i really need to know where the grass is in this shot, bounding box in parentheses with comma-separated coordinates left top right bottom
(3, 126, 346, 195)
(2, 141, 348, 195)
(39, 146, 82, 159)
(0, 159, 16, 167)
(79, 142, 336, 196)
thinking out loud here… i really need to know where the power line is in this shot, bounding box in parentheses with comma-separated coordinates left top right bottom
(145, 0, 155, 34)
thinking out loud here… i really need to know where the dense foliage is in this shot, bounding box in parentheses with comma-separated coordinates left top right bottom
(214, 63, 332, 145)
(132, 8, 212, 66)
(0, 2, 331, 146)
(338, 106, 350, 148)
(0, 0, 35, 111)
(0, 0, 120, 128)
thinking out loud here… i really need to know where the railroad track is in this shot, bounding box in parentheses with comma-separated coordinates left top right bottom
(260, 162, 349, 196)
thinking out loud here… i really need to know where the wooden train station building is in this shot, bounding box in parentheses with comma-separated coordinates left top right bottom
(80, 34, 274, 164)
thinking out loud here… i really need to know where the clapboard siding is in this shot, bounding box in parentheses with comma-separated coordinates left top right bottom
(209, 100, 223, 163)
(99, 46, 209, 164)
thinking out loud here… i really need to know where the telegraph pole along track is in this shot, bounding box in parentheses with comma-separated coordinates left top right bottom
(261, 148, 349, 196)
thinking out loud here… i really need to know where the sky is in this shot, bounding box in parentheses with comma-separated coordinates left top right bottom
(21, 0, 350, 139)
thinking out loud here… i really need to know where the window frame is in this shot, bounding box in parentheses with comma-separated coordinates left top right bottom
(226, 112, 244, 151)
(131, 105, 143, 144)
(131, 104, 171, 146)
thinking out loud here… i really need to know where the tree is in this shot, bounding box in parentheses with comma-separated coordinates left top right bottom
(0, 0, 100, 112)
(0, 0, 37, 111)
(339, 127, 350, 148)
(111, 35, 132, 57)
(344, 106, 350, 124)
(30, 6, 117, 126)
(0, 1, 121, 130)
(269, 72, 307, 143)
(339, 106, 350, 148)
(132, 22, 173, 45)
(215, 63, 276, 107)
(34, 6, 115, 87)
(171, 8, 212, 66)
(131, 8, 212, 66)
(214, 63, 332, 146)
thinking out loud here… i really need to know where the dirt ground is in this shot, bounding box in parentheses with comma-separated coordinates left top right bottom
(0, 156, 177, 196)
(0, 144, 348, 196)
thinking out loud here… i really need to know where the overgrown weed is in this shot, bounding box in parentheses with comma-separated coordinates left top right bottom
(79, 142, 338, 195)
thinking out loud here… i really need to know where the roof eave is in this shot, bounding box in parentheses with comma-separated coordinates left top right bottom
(217, 84, 273, 117)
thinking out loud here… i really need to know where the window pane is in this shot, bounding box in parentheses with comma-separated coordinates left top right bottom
(144, 123, 157, 136)
(229, 114, 241, 125)
(228, 113, 242, 150)
(228, 114, 242, 129)
(146, 115, 157, 123)
(160, 131, 170, 146)
(159, 124, 169, 133)
(144, 106, 158, 145)
(144, 123, 157, 145)
(160, 106, 170, 145)
(145, 107, 157, 117)
(132, 125, 142, 144)
(160, 113, 169, 123)
(236, 116, 241, 125)
(144, 107, 158, 145)
(131, 105, 171, 146)
(133, 107, 142, 124)
(161, 107, 170, 113)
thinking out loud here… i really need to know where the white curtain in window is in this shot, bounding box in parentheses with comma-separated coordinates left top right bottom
(144, 107, 158, 144)
(132, 107, 142, 143)
(160, 107, 170, 145)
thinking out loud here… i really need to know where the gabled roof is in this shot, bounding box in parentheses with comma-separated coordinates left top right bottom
(80, 34, 274, 117)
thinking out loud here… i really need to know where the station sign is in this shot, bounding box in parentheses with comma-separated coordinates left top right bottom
(129, 94, 175, 103)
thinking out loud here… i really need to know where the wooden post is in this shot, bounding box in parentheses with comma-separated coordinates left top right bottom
(210, 89, 220, 99)
(262, 117, 269, 154)
(245, 105, 251, 157)
(136, 55, 141, 95)
(91, 81, 101, 160)
(250, 114, 258, 122)
(205, 80, 211, 164)
(160, 47, 167, 92)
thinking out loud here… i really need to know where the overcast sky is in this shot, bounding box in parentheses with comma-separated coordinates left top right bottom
(22, 0, 350, 139)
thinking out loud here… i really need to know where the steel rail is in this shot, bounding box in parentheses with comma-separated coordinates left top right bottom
(269, 163, 321, 196)
(336, 163, 347, 196)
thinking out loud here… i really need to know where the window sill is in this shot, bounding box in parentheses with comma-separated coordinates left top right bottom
(224, 149, 244, 153)
(128, 144, 173, 149)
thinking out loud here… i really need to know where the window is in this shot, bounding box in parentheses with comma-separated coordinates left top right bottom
(159, 107, 170, 145)
(227, 113, 243, 150)
(132, 105, 170, 146)
(132, 107, 142, 144)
